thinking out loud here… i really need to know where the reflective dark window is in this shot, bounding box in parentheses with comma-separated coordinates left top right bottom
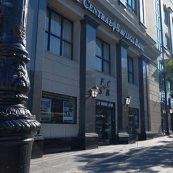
(165, 34, 171, 51)
(164, 6, 169, 26)
(96, 38, 111, 74)
(128, 56, 134, 84)
(45, 8, 73, 59)
(127, 0, 136, 13)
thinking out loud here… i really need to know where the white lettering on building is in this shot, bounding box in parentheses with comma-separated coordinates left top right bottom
(75, 0, 144, 51)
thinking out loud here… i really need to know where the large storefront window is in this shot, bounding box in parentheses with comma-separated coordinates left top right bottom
(41, 92, 76, 124)
(96, 38, 111, 75)
(45, 8, 73, 59)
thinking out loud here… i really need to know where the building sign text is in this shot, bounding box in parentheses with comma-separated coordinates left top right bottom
(75, 0, 144, 51)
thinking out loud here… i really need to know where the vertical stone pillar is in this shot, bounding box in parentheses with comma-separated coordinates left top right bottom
(78, 16, 98, 149)
(116, 41, 128, 132)
(28, 0, 47, 120)
(138, 56, 146, 140)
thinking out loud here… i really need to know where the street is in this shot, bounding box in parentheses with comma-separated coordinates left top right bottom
(31, 135, 173, 173)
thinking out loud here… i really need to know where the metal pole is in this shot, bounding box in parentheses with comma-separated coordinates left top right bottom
(159, 0, 169, 135)
(0, 1, 40, 173)
(163, 68, 170, 135)
(169, 98, 173, 133)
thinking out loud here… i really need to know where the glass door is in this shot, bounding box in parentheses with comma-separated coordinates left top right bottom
(96, 106, 114, 145)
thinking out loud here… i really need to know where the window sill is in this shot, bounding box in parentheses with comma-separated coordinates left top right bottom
(128, 82, 138, 88)
(126, 5, 137, 15)
(139, 22, 147, 31)
(45, 51, 73, 61)
(125, 7, 139, 25)
(45, 51, 79, 67)
(95, 69, 112, 77)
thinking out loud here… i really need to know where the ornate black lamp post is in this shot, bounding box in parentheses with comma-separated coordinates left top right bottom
(0, 0, 40, 173)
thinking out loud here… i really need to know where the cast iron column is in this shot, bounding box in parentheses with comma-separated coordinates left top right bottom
(0, 1, 40, 173)
(158, 0, 169, 136)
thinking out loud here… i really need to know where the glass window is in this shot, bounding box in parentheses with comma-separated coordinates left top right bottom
(41, 98, 52, 122)
(104, 43, 110, 61)
(128, 0, 132, 7)
(128, 56, 134, 84)
(96, 38, 111, 75)
(62, 41, 72, 59)
(41, 92, 77, 124)
(127, 0, 136, 13)
(45, 8, 73, 59)
(96, 39, 102, 57)
(51, 12, 61, 36)
(139, 0, 145, 25)
(164, 7, 169, 26)
(96, 57, 102, 71)
(45, 10, 49, 31)
(165, 34, 171, 50)
(50, 36, 60, 55)
(155, 0, 162, 52)
(63, 19, 72, 42)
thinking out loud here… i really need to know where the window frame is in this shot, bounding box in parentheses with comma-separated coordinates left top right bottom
(126, 0, 137, 13)
(127, 56, 135, 84)
(41, 91, 77, 124)
(119, 0, 127, 7)
(139, 0, 146, 26)
(164, 6, 169, 26)
(96, 38, 111, 75)
(165, 34, 171, 51)
(45, 7, 73, 59)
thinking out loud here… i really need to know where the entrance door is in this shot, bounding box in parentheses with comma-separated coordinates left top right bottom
(128, 108, 139, 134)
(96, 106, 115, 145)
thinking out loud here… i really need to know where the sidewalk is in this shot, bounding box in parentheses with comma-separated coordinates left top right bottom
(30, 135, 173, 173)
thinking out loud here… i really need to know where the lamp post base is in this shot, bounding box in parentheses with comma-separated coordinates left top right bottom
(0, 136, 33, 173)
(0, 0, 40, 172)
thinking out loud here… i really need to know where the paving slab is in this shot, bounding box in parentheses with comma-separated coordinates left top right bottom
(30, 135, 173, 173)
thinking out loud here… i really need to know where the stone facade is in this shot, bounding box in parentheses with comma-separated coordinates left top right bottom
(25, 0, 173, 151)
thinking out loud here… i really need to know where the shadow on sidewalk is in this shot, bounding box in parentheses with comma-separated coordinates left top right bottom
(75, 139, 173, 172)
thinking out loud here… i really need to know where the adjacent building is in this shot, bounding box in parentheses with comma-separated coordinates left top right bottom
(159, 0, 173, 133)
(152, 0, 173, 134)
(26, 0, 173, 151)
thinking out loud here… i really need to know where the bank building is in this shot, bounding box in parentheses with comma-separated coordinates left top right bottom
(26, 0, 173, 154)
